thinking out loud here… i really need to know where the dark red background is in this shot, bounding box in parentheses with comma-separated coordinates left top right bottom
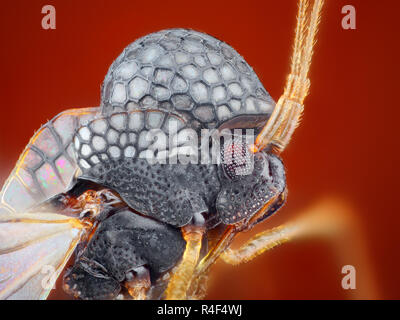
(0, 0, 398, 299)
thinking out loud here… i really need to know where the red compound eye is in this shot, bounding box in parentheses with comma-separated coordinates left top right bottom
(221, 137, 253, 179)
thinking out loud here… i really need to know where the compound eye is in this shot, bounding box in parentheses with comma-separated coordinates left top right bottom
(221, 136, 253, 179)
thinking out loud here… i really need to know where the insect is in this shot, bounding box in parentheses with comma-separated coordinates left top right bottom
(0, 0, 324, 300)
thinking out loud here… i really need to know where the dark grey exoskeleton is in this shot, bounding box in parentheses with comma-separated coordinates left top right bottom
(0, 29, 286, 300)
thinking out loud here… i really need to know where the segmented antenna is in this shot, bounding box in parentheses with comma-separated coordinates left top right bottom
(255, 0, 324, 153)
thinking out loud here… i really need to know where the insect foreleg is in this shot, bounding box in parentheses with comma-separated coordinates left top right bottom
(216, 198, 379, 299)
(165, 223, 205, 300)
(125, 266, 151, 300)
(220, 224, 292, 265)
(221, 198, 356, 266)
(187, 273, 209, 300)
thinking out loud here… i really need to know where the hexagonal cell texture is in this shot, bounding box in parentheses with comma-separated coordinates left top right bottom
(101, 29, 275, 130)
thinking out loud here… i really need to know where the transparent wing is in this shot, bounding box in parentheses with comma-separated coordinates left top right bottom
(0, 212, 85, 300)
(0, 107, 99, 214)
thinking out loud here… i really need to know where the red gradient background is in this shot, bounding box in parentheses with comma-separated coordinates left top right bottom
(0, 0, 399, 299)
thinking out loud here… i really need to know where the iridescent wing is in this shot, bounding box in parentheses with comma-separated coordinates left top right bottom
(0, 107, 99, 214)
(0, 212, 85, 300)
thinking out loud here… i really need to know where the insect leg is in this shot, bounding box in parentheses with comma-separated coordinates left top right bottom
(187, 225, 236, 299)
(191, 192, 284, 292)
(220, 225, 292, 265)
(220, 197, 352, 265)
(187, 273, 209, 300)
(165, 224, 205, 300)
(218, 198, 379, 299)
(189, 198, 378, 299)
(125, 266, 151, 300)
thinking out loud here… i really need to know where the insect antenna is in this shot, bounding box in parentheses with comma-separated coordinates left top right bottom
(254, 0, 324, 153)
